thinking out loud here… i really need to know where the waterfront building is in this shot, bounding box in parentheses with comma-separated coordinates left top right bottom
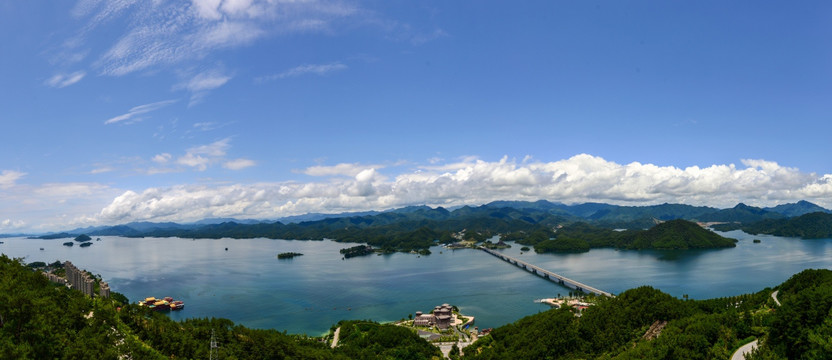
(413, 303, 455, 330)
(99, 281, 110, 298)
(64, 261, 97, 297)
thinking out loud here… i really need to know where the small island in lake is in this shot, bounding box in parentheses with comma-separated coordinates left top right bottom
(79, 242, 92, 248)
(62, 242, 73, 246)
(340, 245, 375, 258)
(277, 252, 303, 259)
(74, 234, 92, 242)
(753, 239, 762, 243)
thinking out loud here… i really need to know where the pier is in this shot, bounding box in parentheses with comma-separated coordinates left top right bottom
(480, 247, 614, 297)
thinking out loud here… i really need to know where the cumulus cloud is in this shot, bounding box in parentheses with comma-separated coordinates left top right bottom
(0, 180, 120, 232)
(152, 153, 173, 164)
(91, 154, 832, 224)
(0, 170, 26, 189)
(175, 138, 230, 171)
(256, 62, 347, 82)
(45, 71, 86, 88)
(104, 99, 177, 125)
(0, 219, 26, 230)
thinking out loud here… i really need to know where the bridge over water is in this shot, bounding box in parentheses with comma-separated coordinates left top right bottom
(480, 247, 614, 297)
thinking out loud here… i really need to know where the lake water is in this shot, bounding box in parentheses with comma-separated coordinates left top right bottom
(2, 230, 831, 335)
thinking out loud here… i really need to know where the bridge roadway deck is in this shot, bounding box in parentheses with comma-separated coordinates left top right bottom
(480, 247, 614, 297)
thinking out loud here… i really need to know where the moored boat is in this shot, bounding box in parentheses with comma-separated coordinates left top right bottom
(138, 296, 184, 311)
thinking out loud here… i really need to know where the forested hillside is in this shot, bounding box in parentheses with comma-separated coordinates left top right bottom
(465, 268, 832, 359)
(0, 255, 439, 359)
(4, 253, 832, 358)
(518, 219, 736, 253)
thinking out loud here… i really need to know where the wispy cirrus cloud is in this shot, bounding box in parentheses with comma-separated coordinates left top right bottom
(256, 62, 348, 82)
(65, 0, 359, 77)
(104, 99, 177, 125)
(223, 158, 256, 170)
(0, 170, 26, 189)
(302, 162, 383, 177)
(176, 69, 232, 93)
(174, 68, 233, 106)
(45, 71, 86, 88)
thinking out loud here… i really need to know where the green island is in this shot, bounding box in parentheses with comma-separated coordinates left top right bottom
(507, 219, 737, 253)
(276, 252, 303, 259)
(340, 244, 376, 258)
(74, 234, 92, 242)
(4, 253, 832, 359)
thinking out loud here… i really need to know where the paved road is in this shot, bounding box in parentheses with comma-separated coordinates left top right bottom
(772, 290, 781, 307)
(331, 327, 341, 348)
(731, 339, 758, 360)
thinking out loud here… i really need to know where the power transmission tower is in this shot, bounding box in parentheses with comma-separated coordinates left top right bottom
(209, 329, 218, 360)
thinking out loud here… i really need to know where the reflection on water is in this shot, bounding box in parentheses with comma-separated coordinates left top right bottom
(2, 230, 831, 335)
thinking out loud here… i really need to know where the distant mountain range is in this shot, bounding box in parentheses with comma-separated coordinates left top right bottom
(16, 200, 832, 250)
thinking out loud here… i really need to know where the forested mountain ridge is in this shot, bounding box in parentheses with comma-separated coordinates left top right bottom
(22, 200, 831, 253)
(739, 212, 832, 239)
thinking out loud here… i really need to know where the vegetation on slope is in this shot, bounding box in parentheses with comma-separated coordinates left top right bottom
(621, 219, 738, 250)
(740, 212, 832, 239)
(465, 285, 771, 359)
(0, 255, 438, 359)
(334, 320, 442, 359)
(8, 250, 832, 359)
(525, 220, 737, 253)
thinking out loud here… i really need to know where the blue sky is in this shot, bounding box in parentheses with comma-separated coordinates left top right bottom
(1, 1, 831, 232)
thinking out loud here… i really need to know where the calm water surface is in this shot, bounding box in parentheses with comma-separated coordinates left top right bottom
(2, 230, 831, 335)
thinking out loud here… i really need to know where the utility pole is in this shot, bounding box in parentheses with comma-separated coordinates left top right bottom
(209, 329, 218, 360)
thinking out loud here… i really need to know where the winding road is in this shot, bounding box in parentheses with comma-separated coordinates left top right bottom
(331, 327, 341, 348)
(730, 291, 780, 359)
(731, 339, 758, 360)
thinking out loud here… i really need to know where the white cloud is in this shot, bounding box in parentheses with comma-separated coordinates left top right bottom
(177, 69, 232, 92)
(152, 153, 173, 164)
(224, 158, 256, 170)
(176, 138, 231, 171)
(90, 167, 114, 174)
(104, 99, 178, 125)
(174, 69, 232, 106)
(302, 163, 383, 177)
(67, 1, 359, 76)
(0, 170, 26, 189)
(90, 154, 832, 225)
(0, 219, 26, 230)
(45, 71, 86, 88)
(257, 62, 347, 82)
(0, 180, 120, 232)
